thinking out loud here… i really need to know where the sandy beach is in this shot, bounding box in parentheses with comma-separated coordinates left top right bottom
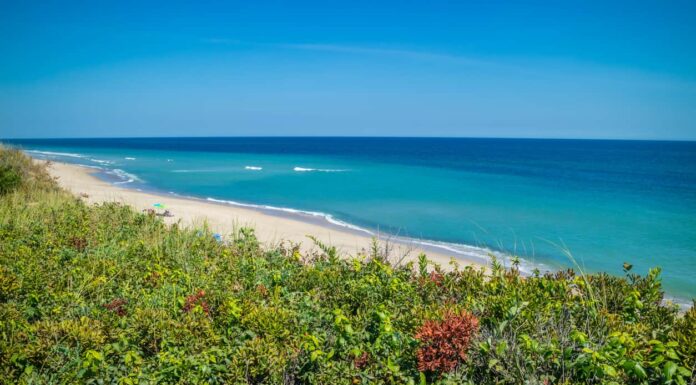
(42, 160, 485, 270)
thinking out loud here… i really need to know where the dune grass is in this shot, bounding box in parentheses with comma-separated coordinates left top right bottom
(0, 146, 694, 384)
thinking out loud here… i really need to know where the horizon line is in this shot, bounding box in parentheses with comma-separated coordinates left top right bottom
(1, 135, 695, 143)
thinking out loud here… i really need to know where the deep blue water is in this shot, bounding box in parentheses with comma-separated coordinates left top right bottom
(5, 137, 696, 301)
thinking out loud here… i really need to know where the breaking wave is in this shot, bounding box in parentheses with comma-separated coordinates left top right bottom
(109, 169, 142, 185)
(25, 150, 85, 158)
(293, 167, 348, 172)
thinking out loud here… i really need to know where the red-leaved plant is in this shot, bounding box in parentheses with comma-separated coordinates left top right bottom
(183, 289, 210, 315)
(429, 271, 444, 287)
(415, 309, 479, 373)
(103, 298, 127, 317)
(353, 351, 370, 369)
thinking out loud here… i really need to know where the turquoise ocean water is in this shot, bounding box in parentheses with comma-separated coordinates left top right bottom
(5, 138, 695, 302)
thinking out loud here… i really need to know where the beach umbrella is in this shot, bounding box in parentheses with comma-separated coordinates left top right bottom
(153, 203, 166, 209)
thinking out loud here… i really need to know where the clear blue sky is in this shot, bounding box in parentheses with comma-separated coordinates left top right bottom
(1, 1, 695, 139)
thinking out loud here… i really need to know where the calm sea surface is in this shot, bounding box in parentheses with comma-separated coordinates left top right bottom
(6, 137, 696, 301)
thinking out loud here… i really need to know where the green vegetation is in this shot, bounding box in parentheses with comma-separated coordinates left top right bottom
(0, 146, 694, 384)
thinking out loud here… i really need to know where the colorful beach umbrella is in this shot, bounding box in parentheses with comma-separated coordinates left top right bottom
(153, 203, 166, 209)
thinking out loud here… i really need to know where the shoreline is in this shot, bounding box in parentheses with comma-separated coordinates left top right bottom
(42, 160, 492, 271)
(25, 157, 694, 307)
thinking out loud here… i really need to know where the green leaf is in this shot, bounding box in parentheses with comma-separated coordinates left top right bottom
(677, 366, 691, 377)
(497, 320, 508, 333)
(496, 341, 508, 356)
(386, 357, 400, 373)
(666, 349, 679, 360)
(488, 359, 499, 369)
(651, 355, 665, 366)
(603, 364, 618, 378)
(633, 363, 647, 379)
(664, 361, 677, 380)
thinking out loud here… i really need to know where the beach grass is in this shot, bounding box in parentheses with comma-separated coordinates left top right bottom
(0, 146, 694, 384)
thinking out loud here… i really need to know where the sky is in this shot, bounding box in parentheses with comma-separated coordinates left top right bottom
(1, 1, 695, 140)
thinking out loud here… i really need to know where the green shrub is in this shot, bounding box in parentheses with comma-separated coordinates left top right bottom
(0, 164, 21, 195)
(0, 147, 693, 384)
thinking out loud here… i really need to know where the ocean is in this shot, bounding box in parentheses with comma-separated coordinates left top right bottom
(5, 137, 695, 302)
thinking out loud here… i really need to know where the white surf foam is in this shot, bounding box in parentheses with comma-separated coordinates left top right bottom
(125, 157, 136, 160)
(245, 166, 263, 171)
(25, 150, 85, 158)
(205, 197, 374, 235)
(89, 158, 114, 165)
(293, 167, 348, 172)
(109, 169, 142, 185)
(406, 238, 547, 274)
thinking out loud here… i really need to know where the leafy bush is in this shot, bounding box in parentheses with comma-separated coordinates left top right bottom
(416, 310, 478, 374)
(0, 145, 57, 195)
(0, 147, 693, 384)
(0, 164, 21, 195)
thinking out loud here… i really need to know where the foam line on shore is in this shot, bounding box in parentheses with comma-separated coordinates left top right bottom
(205, 197, 374, 235)
(203, 196, 532, 272)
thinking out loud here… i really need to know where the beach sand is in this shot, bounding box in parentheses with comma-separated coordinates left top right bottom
(42, 160, 487, 270)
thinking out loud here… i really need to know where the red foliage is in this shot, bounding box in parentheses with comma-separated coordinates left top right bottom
(183, 289, 210, 315)
(144, 271, 162, 287)
(429, 271, 444, 287)
(256, 284, 269, 297)
(69, 236, 88, 252)
(415, 310, 479, 373)
(103, 298, 127, 317)
(353, 351, 370, 369)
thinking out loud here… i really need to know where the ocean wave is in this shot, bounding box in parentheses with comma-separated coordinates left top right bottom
(109, 169, 142, 185)
(293, 167, 348, 172)
(89, 158, 114, 165)
(245, 166, 263, 171)
(125, 157, 136, 160)
(25, 150, 85, 158)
